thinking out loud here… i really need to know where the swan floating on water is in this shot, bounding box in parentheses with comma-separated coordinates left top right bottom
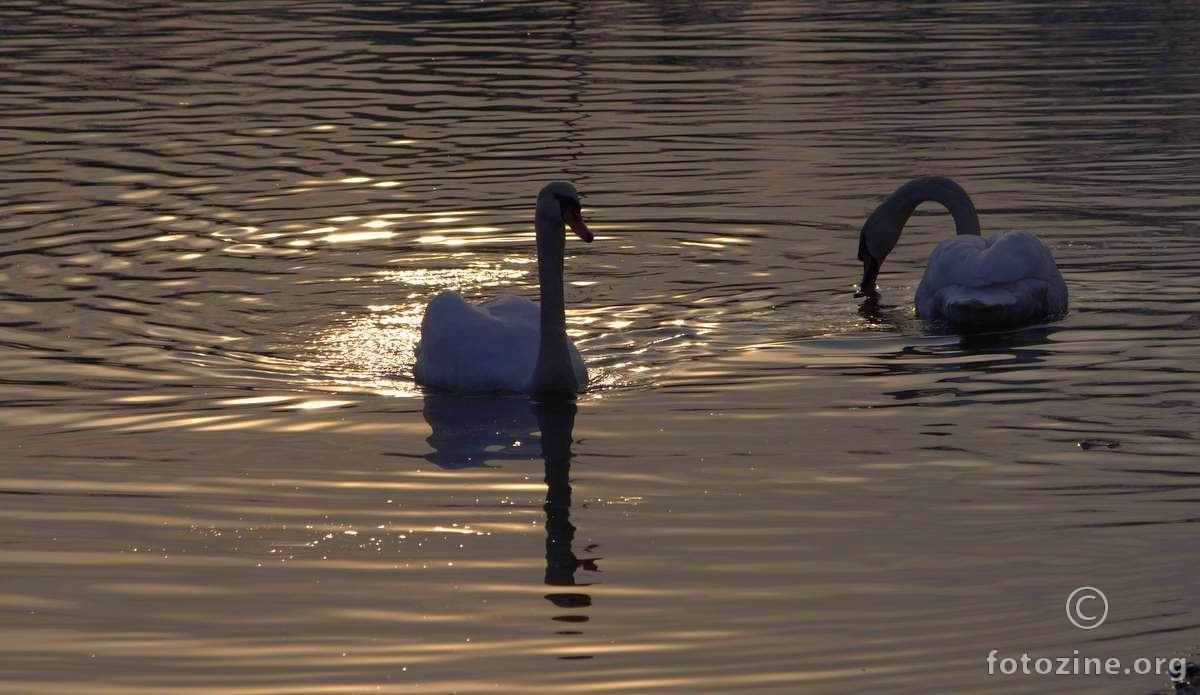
(857, 176, 1068, 330)
(414, 181, 593, 394)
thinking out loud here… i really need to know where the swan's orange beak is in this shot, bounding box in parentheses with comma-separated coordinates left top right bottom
(565, 206, 592, 243)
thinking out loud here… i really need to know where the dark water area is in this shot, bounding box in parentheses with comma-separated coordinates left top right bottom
(2, 1, 1200, 692)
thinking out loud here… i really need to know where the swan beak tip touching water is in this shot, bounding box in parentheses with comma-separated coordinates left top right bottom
(855, 176, 1067, 330)
(855, 218, 887, 299)
(414, 181, 593, 395)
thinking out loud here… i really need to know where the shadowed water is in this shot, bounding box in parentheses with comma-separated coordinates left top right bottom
(2, 1, 1200, 692)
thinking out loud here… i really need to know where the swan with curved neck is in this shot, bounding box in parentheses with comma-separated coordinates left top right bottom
(414, 181, 592, 394)
(857, 176, 1067, 329)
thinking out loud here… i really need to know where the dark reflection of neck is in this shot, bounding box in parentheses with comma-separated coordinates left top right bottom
(536, 396, 597, 627)
(857, 293, 901, 331)
(857, 293, 882, 322)
(537, 397, 580, 588)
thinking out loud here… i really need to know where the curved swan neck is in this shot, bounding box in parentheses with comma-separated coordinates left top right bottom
(886, 176, 981, 238)
(861, 176, 981, 266)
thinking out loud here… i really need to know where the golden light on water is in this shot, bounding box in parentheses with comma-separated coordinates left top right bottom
(0, 173, 693, 431)
(216, 396, 294, 406)
(306, 260, 536, 390)
(379, 265, 527, 288)
(286, 399, 356, 411)
(322, 230, 394, 244)
(304, 303, 426, 397)
(290, 200, 666, 396)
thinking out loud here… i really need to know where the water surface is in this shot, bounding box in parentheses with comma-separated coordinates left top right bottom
(2, 1, 1200, 692)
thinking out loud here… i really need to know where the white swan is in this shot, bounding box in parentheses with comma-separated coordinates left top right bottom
(414, 181, 593, 394)
(857, 176, 1068, 330)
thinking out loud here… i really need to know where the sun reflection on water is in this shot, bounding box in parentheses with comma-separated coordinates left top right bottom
(303, 258, 537, 397)
(306, 303, 426, 397)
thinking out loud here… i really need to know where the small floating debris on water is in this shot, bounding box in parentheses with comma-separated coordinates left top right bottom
(1175, 315, 1200, 330)
(1077, 439, 1120, 451)
(1170, 659, 1200, 692)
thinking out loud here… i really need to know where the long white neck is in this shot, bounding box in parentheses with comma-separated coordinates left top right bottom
(527, 211, 576, 394)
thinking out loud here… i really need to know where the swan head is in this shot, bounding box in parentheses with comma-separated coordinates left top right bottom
(856, 202, 905, 298)
(537, 181, 592, 243)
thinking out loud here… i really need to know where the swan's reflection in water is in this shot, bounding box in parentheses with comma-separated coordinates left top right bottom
(856, 294, 924, 333)
(422, 395, 599, 636)
(537, 400, 602, 635)
(858, 292, 1059, 359)
(422, 395, 538, 469)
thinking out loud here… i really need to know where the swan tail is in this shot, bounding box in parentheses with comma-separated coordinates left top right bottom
(917, 231, 1068, 329)
(923, 280, 1062, 330)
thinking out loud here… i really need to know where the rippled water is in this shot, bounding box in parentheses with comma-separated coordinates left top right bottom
(3, 1, 1200, 692)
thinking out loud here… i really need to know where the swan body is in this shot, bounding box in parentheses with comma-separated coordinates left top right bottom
(414, 182, 592, 394)
(414, 293, 586, 393)
(858, 176, 1067, 330)
(916, 231, 1067, 328)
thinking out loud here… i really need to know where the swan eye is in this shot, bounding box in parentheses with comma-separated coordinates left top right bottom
(554, 195, 582, 219)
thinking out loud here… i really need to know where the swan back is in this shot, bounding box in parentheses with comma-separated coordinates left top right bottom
(414, 293, 537, 392)
(414, 292, 586, 393)
(916, 231, 1068, 328)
